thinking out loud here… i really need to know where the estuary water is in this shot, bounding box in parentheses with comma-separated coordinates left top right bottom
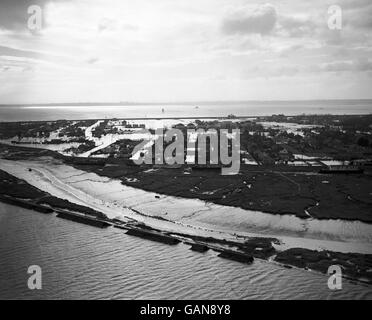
(0, 100, 371, 122)
(0, 202, 371, 300)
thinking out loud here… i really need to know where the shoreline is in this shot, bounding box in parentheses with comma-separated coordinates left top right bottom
(2, 156, 372, 247)
(75, 162, 372, 224)
(1, 113, 372, 122)
(1, 143, 371, 224)
(1, 191, 371, 286)
(0, 165, 372, 285)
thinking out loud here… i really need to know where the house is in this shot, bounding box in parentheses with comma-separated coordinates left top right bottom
(278, 148, 290, 161)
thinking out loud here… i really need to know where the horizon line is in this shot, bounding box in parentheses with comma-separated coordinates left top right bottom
(1, 98, 372, 107)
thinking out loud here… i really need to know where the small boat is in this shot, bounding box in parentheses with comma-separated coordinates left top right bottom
(126, 227, 180, 245)
(56, 211, 110, 228)
(218, 249, 254, 264)
(189, 243, 209, 252)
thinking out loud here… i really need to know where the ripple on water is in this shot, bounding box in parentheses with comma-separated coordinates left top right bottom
(0, 203, 371, 300)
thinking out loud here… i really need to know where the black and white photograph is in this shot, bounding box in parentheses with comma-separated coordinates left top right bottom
(0, 0, 371, 304)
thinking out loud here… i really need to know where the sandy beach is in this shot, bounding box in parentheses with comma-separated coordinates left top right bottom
(1, 157, 371, 255)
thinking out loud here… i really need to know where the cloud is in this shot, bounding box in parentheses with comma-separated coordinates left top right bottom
(0, 0, 43, 30)
(1, 0, 372, 103)
(321, 58, 372, 72)
(86, 57, 99, 64)
(122, 23, 139, 32)
(0, 45, 40, 59)
(1, 66, 10, 72)
(0, 45, 75, 69)
(277, 15, 316, 38)
(0, 0, 68, 31)
(222, 4, 277, 35)
(338, 0, 372, 10)
(0, 54, 36, 73)
(98, 18, 116, 33)
(344, 4, 372, 29)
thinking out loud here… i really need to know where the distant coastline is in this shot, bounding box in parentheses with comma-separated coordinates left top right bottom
(1, 99, 372, 108)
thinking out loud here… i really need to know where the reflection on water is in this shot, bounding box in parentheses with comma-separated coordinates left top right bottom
(0, 203, 371, 300)
(0, 100, 371, 122)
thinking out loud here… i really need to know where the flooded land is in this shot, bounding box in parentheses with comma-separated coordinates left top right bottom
(0, 113, 371, 292)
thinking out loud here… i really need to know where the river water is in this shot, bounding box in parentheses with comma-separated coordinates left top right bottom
(0, 202, 371, 300)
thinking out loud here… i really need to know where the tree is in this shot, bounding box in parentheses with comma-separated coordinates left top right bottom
(357, 137, 369, 147)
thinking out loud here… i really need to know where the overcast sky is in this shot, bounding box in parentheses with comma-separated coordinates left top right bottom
(0, 0, 371, 104)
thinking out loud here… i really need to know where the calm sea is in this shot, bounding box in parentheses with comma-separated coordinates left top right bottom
(0, 203, 371, 300)
(0, 100, 371, 122)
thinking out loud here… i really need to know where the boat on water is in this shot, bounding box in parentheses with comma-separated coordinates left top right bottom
(218, 249, 254, 264)
(56, 211, 111, 228)
(125, 227, 181, 245)
(189, 243, 209, 252)
(0, 195, 53, 214)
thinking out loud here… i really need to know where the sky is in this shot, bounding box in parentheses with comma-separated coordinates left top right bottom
(0, 0, 371, 104)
